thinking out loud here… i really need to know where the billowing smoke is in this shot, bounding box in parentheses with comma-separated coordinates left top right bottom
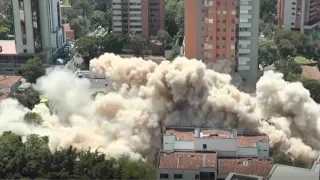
(0, 53, 320, 163)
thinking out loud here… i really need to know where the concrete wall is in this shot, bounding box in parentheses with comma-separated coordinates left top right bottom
(194, 138, 238, 152)
(157, 168, 217, 180)
(174, 141, 194, 150)
(237, 147, 258, 157)
(256, 142, 269, 158)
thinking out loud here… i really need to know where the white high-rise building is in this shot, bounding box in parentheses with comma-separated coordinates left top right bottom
(11, 0, 65, 64)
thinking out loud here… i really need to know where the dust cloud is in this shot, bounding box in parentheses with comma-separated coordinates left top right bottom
(0, 53, 320, 163)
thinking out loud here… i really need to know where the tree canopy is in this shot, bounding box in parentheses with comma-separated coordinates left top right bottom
(75, 36, 101, 67)
(0, 131, 155, 179)
(165, 0, 184, 37)
(10, 87, 41, 109)
(19, 57, 45, 84)
(259, 40, 279, 67)
(260, 0, 277, 23)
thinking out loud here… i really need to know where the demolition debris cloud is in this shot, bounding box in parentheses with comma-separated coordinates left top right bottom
(0, 53, 319, 162)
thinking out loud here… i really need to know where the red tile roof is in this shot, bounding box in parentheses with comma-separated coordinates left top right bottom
(237, 135, 268, 147)
(159, 152, 217, 169)
(0, 75, 23, 88)
(0, 40, 17, 55)
(201, 130, 232, 139)
(219, 158, 273, 177)
(165, 129, 195, 141)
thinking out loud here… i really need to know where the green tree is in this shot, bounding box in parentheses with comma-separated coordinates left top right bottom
(259, 21, 276, 40)
(73, 0, 93, 18)
(0, 15, 11, 40)
(259, 40, 279, 67)
(165, 0, 184, 37)
(75, 35, 101, 67)
(19, 57, 45, 84)
(275, 30, 316, 59)
(275, 57, 302, 81)
(70, 18, 88, 39)
(130, 35, 146, 57)
(90, 10, 107, 30)
(168, 45, 180, 61)
(300, 79, 320, 103)
(101, 34, 124, 54)
(260, 0, 277, 23)
(21, 134, 50, 179)
(0, 131, 25, 179)
(0, 131, 156, 179)
(271, 150, 293, 166)
(23, 87, 40, 109)
(24, 112, 43, 125)
(155, 30, 172, 49)
(278, 39, 296, 58)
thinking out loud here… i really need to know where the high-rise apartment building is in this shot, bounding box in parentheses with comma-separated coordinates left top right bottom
(184, 0, 260, 89)
(111, 0, 165, 38)
(277, 0, 320, 34)
(11, 0, 65, 63)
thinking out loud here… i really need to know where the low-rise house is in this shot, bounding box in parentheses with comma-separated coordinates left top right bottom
(0, 75, 23, 102)
(157, 127, 273, 180)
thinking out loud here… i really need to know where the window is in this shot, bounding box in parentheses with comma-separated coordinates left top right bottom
(200, 172, 215, 180)
(195, 174, 200, 179)
(23, 49, 27, 53)
(203, 144, 207, 149)
(160, 174, 169, 178)
(174, 174, 183, 179)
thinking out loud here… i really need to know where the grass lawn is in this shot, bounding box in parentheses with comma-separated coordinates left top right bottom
(294, 56, 316, 64)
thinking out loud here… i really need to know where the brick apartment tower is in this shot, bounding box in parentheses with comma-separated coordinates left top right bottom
(184, 0, 260, 89)
(111, 0, 165, 38)
(277, 0, 320, 34)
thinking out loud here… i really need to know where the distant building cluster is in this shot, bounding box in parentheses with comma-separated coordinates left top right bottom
(277, 0, 320, 35)
(183, 0, 260, 90)
(156, 127, 320, 180)
(111, 0, 165, 38)
(0, 0, 66, 75)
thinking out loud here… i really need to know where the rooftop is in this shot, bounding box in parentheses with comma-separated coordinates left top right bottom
(219, 158, 273, 177)
(225, 173, 263, 180)
(165, 128, 232, 141)
(301, 65, 320, 80)
(158, 152, 217, 169)
(0, 75, 23, 88)
(237, 135, 268, 147)
(165, 128, 268, 147)
(268, 161, 320, 180)
(0, 40, 17, 55)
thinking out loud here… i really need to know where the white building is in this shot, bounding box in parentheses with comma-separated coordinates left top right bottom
(11, 0, 65, 64)
(157, 128, 273, 180)
(162, 128, 269, 158)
